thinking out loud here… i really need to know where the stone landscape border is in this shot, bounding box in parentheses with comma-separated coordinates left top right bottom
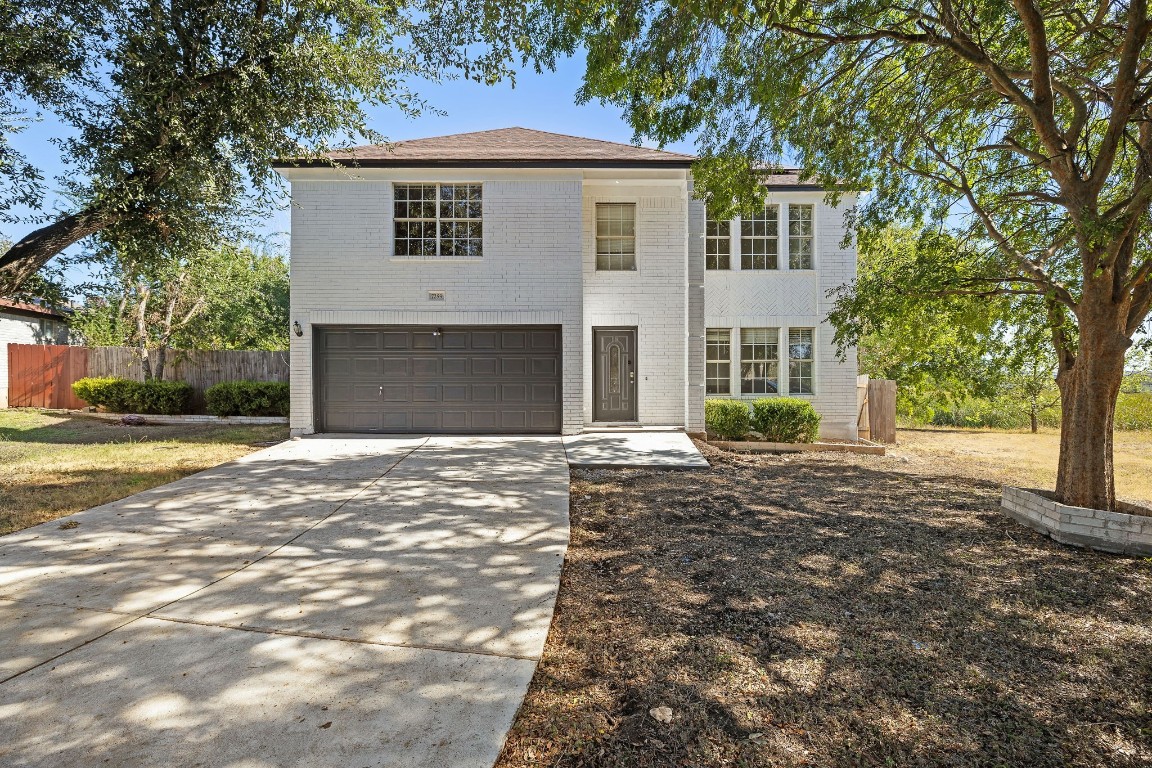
(708, 440, 886, 456)
(1001, 486, 1152, 556)
(41, 408, 288, 426)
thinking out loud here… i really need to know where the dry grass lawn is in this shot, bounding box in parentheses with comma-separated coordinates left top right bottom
(497, 439, 1152, 768)
(0, 410, 288, 535)
(893, 426, 1152, 506)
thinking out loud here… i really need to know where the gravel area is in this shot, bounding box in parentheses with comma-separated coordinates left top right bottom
(496, 441, 1152, 768)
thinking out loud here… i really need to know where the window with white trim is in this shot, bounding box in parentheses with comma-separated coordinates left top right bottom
(393, 183, 483, 258)
(706, 329, 731, 394)
(788, 204, 814, 269)
(595, 203, 636, 270)
(706, 216, 730, 270)
(740, 327, 779, 394)
(740, 205, 779, 270)
(788, 328, 815, 394)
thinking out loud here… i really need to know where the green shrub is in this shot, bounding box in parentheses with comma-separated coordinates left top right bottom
(750, 397, 822, 443)
(205, 380, 289, 417)
(71, 377, 192, 415)
(1115, 392, 1152, 430)
(133, 380, 194, 414)
(705, 399, 751, 439)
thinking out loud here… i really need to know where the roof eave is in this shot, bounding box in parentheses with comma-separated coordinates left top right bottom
(272, 158, 695, 170)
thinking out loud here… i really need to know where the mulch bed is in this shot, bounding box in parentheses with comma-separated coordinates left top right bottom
(496, 441, 1152, 767)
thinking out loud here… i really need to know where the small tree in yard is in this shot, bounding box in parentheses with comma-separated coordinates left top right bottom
(72, 240, 289, 379)
(547, 0, 1152, 509)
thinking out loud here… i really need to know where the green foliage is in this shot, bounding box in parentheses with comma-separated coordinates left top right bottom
(71, 242, 290, 353)
(1115, 394, 1152, 431)
(205, 381, 289, 417)
(1, 0, 539, 289)
(704, 399, 751, 439)
(750, 398, 822, 443)
(72, 377, 192, 414)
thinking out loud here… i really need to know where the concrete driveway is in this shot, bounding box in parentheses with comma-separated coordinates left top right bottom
(0, 435, 570, 767)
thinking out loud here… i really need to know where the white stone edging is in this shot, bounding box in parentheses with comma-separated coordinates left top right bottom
(1001, 486, 1152, 556)
(70, 410, 287, 426)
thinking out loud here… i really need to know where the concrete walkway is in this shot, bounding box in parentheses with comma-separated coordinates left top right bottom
(0, 436, 570, 767)
(563, 431, 709, 469)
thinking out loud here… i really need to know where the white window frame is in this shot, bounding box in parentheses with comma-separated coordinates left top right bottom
(393, 182, 483, 259)
(595, 202, 637, 271)
(705, 213, 731, 270)
(739, 327, 781, 394)
(706, 328, 732, 394)
(788, 204, 815, 270)
(788, 327, 816, 394)
(740, 204, 779, 270)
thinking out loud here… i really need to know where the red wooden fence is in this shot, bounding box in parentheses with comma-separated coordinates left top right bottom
(7, 344, 89, 409)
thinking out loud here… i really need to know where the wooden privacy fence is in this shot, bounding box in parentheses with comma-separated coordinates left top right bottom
(7, 344, 90, 409)
(857, 375, 898, 444)
(7, 344, 289, 414)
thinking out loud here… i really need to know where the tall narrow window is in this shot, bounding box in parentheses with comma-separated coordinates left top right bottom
(740, 328, 779, 394)
(596, 203, 636, 270)
(394, 183, 482, 258)
(706, 329, 731, 394)
(788, 204, 814, 269)
(740, 205, 779, 269)
(788, 328, 815, 394)
(706, 217, 730, 270)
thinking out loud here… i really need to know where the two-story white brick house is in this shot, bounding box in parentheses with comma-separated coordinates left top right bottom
(276, 127, 858, 439)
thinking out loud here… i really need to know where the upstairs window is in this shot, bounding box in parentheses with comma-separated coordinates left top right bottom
(789, 204, 814, 269)
(740, 327, 779, 394)
(706, 328, 731, 394)
(394, 183, 483, 258)
(596, 203, 636, 270)
(741, 205, 779, 270)
(789, 328, 815, 394)
(705, 218, 731, 270)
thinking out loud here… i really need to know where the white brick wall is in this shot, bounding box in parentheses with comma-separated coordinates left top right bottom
(582, 180, 691, 427)
(286, 169, 585, 434)
(283, 166, 855, 438)
(702, 192, 860, 440)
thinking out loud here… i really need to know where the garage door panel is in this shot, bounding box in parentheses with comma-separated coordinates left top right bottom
(317, 326, 561, 434)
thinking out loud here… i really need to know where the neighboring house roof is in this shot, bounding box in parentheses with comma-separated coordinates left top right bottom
(759, 169, 831, 191)
(0, 298, 69, 321)
(276, 127, 696, 169)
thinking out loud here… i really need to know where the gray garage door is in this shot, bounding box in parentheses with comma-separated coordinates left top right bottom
(316, 325, 562, 434)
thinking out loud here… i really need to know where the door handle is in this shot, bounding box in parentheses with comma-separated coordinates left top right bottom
(379, 385, 383, 398)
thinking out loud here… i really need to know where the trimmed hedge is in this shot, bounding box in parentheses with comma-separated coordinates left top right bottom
(750, 397, 822, 443)
(705, 399, 751, 439)
(205, 380, 289, 417)
(72, 377, 193, 415)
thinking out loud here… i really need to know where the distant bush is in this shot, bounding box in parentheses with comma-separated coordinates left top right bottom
(705, 399, 751, 439)
(205, 380, 289, 417)
(1115, 392, 1152, 430)
(72, 377, 192, 415)
(750, 398, 822, 443)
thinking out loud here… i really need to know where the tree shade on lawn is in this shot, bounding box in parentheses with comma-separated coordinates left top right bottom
(545, 0, 1152, 509)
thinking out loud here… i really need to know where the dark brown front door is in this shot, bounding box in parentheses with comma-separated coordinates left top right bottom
(593, 328, 637, 422)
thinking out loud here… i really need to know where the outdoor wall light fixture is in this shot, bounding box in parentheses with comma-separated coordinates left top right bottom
(292, 321, 303, 337)
(433, 327, 443, 336)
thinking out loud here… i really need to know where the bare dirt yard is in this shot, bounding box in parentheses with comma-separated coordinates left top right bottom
(0, 410, 288, 535)
(497, 438, 1152, 768)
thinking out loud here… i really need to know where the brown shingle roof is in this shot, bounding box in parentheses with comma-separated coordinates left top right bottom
(277, 127, 696, 168)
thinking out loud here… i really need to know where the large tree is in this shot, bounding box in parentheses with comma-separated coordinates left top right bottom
(548, 0, 1152, 509)
(0, 0, 532, 289)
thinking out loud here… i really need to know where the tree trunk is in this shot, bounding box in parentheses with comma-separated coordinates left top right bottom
(0, 208, 115, 293)
(1030, 407, 1038, 434)
(1054, 309, 1130, 510)
(153, 345, 168, 380)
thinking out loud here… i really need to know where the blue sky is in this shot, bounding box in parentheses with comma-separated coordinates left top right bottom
(6, 51, 698, 270)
